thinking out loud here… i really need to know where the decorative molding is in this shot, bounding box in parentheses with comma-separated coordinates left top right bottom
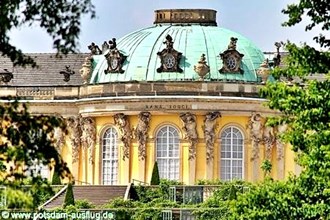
(203, 112, 221, 163)
(135, 112, 151, 161)
(248, 113, 263, 161)
(16, 87, 54, 97)
(157, 34, 183, 73)
(80, 117, 96, 164)
(114, 113, 132, 161)
(180, 112, 198, 160)
(59, 65, 75, 82)
(219, 37, 244, 74)
(66, 115, 82, 164)
(80, 56, 93, 84)
(104, 38, 127, 74)
(194, 54, 210, 80)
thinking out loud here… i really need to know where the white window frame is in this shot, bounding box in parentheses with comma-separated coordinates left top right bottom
(156, 125, 180, 180)
(220, 126, 244, 181)
(101, 127, 119, 185)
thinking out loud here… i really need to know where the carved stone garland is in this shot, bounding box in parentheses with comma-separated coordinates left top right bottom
(80, 117, 96, 164)
(157, 34, 183, 73)
(219, 37, 244, 74)
(248, 113, 263, 161)
(114, 113, 132, 161)
(180, 112, 198, 160)
(66, 116, 82, 164)
(203, 112, 221, 163)
(135, 112, 151, 161)
(104, 38, 127, 74)
(263, 125, 275, 160)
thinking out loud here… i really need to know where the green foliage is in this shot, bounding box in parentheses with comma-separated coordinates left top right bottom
(63, 183, 75, 208)
(74, 199, 95, 209)
(52, 171, 62, 185)
(150, 161, 160, 185)
(103, 197, 179, 220)
(282, 0, 330, 47)
(194, 180, 252, 220)
(0, 0, 95, 67)
(223, 1, 330, 219)
(0, 100, 70, 209)
(261, 160, 272, 177)
(5, 188, 33, 209)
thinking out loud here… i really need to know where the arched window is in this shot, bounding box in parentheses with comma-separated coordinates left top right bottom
(220, 126, 244, 181)
(156, 125, 180, 180)
(102, 127, 118, 185)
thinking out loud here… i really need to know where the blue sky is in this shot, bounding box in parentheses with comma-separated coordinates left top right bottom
(9, 0, 324, 53)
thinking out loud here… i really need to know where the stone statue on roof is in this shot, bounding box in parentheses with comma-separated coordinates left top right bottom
(164, 34, 174, 50)
(109, 38, 117, 50)
(228, 37, 238, 50)
(88, 42, 102, 55)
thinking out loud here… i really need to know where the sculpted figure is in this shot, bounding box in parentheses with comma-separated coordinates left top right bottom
(102, 41, 109, 53)
(114, 113, 132, 160)
(87, 42, 101, 55)
(80, 56, 93, 84)
(228, 37, 238, 50)
(263, 125, 275, 160)
(135, 112, 151, 161)
(276, 123, 287, 160)
(203, 112, 221, 163)
(248, 113, 263, 161)
(109, 38, 117, 50)
(53, 126, 65, 154)
(66, 116, 82, 163)
(80, 117, 96, 164)
(180, 112, 198, 160)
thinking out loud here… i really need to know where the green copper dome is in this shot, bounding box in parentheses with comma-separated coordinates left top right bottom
(90, 9, 264, 83)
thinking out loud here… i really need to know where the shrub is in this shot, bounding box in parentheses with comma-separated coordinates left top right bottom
(51, 171, 62, 185)
(150, 161, 160, 185)
(63, 183, 75, 207)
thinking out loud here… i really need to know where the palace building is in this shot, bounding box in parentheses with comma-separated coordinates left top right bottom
(0, 9, 299, 186)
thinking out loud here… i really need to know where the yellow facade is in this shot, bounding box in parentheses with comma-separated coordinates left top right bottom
(56, 112, 296, 185)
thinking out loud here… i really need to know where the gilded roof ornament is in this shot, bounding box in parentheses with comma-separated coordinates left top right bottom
(194, 54, 210, 80)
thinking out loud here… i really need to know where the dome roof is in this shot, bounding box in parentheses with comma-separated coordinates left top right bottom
(90, 9, 264, 84)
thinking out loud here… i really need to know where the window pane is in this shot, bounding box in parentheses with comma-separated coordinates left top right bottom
(220, 127, 244, 181)
(102, 127, 118, 185)
(156, 125, 180, 180)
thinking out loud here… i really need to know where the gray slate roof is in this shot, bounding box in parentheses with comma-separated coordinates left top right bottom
(0, 53, 89, 86)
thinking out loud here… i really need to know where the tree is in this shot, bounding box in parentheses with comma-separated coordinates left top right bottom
(0, 0, 95, 67)
(150, 161, 160, 185)
(226, 0, 330, 219)
(63, 183, 75, 208)
(0, 100, 71, 209)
